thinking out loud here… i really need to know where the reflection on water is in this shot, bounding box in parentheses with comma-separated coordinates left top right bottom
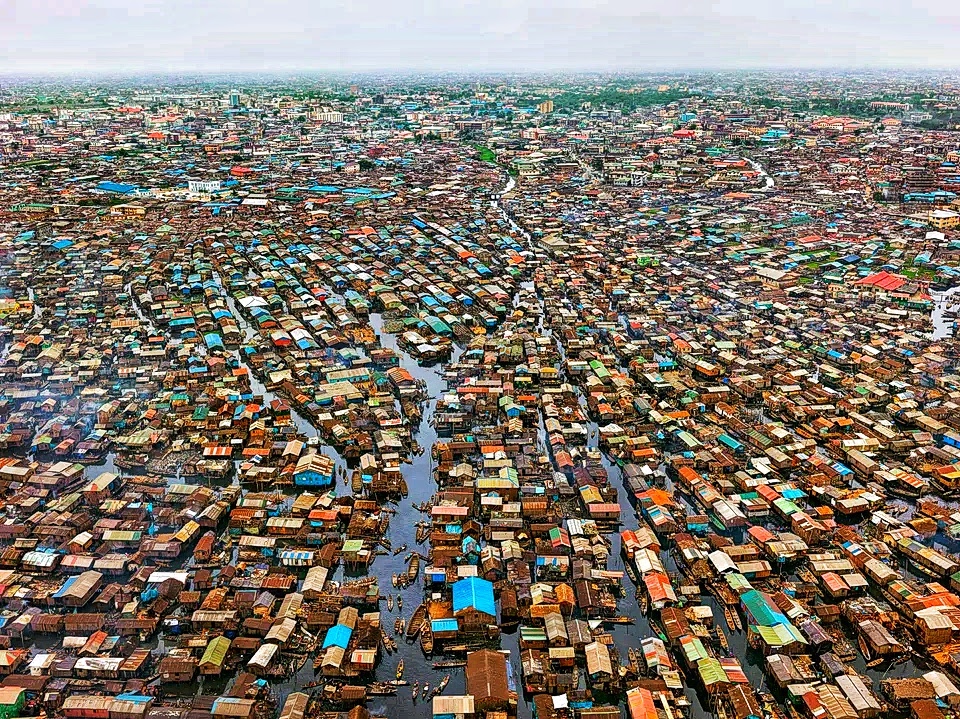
(931, 286, 959, 340)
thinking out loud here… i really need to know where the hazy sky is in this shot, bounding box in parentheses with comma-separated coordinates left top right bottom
(2, 0, 959, 73)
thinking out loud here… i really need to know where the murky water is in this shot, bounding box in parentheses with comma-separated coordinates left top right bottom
(931, 286, 959, 340)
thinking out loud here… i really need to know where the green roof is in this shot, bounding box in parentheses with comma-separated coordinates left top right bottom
(698, 657, 728, 686)
(681, 636, 708, 663)
(201, 636, 230, 667)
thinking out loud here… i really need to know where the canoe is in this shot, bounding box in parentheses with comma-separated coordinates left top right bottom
(723, 606, 742, 632)
(351, 471, 362, 494)
(420, 622, 434, 655)
(396, 659, 404, 679)
(407, 603, 427, 639)
(380, 628, 394, 654)
(407, 554, 420, 583)
(716, 626, 729, 652)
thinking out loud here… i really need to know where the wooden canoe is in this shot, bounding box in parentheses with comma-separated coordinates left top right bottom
(406, 603, 427, 639)
(420, 622, 433, 656)
(407, 554, 420, 583)
(415, 524, 429, 544)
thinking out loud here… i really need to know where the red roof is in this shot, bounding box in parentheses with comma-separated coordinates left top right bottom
(855, 271, 906, 291)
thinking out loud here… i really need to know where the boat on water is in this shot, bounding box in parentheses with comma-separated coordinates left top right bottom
(393, 544, 407, 556)
(369, 683, 397, 696)
(380, 628, 396, 653)
(421, 622, 434, 655)
(392, 573, 398, 588)
(716, 626, 729, 653)
(397, 595, 403, 610)
(396, 659, 404, 679)
(351, 471, 362, 494)
(399, 477, 408, 496)
(394, 617, 405, 635)
(415, 523, 430, 544)
(408, 554, 420, 583)
(723, 606, 742, 632)
(432, 660, 465, 669)
(407, 603, 427, 639)
(433, 675, 449, 697)
(411, 682, 419, 701)
(387, 594, 394, 611)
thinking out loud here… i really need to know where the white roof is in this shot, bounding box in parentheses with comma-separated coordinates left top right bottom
(148, 571, 189, 584)
(75, 657, 124, 671)
(708, 550, 738, 574)
(924, 671, 960, 698)
(432, 696, 475, 715)
(22, 551, 57, 567)
(248, 643, 279, 668)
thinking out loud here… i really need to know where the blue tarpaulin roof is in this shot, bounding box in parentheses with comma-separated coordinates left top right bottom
(431, 618, 459, 633)
(452, 576, 495, 616)
(53, 576, 78, 598)
(322, 623, 352, 649)
(97, 181, 138, 194)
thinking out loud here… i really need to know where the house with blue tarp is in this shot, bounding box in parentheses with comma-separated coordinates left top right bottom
(431, 618, 459, 640)
(294, 454, 334, 487)
(452, 577, 496, 628)
(322, 623, 352, 649)
(97, 181, 139, 194)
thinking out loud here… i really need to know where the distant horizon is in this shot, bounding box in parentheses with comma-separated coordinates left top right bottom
(1, 66, 960, 82)
(4, 0, 960, 77)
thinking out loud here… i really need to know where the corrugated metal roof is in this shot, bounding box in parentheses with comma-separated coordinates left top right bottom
(247, 643, 278, 668)
(200, 636, 231, 667)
